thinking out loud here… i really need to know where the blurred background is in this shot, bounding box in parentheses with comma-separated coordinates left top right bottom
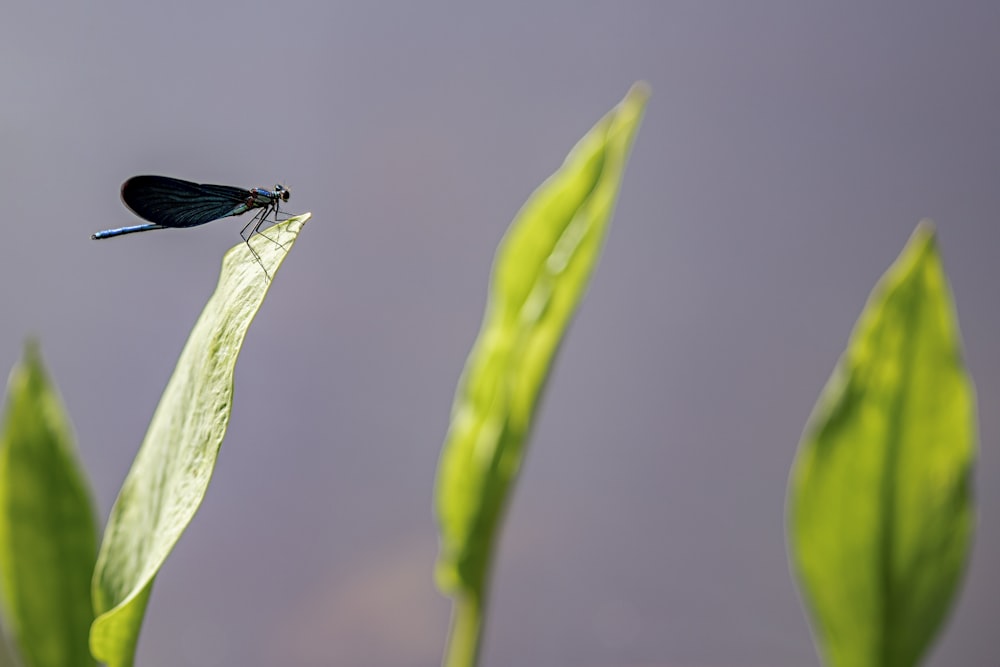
(1, 3, 998, 666)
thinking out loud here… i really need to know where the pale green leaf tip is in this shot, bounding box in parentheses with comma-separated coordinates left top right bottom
(619, 82, 651, 123)
(888, 219, 939, 282)
(286, 212, 311, 224)
(285, 212, 312, 225)
(22, 337, 40, 360)
(220, 212, 311, 281)
(912, 218, 937, 246)
(626, 80, 652, 103)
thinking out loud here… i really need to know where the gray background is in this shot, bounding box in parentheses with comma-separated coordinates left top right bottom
(2, 3, 998, 666)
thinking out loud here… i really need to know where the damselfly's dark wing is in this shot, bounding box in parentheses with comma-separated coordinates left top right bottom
(120, 175, 251, 228)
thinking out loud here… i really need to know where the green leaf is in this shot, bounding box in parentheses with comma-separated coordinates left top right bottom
(788, 221, 976, 667)
(0, 342, 98, 667)
(434, 83, 648, 666)
(90, 214, 310, 667)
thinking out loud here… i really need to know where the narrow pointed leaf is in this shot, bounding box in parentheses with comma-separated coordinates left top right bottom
(434, 84, 648, 665)
(788, 221, 976, 667)
(90, 214, 310, 667)
(0, 342, 98, 667)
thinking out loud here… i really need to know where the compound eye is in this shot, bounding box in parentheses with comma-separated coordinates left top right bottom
(281, 187, 290, 202)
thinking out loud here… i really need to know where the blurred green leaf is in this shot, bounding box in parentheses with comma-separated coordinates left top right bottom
(434, 83, 648, 666)
(788, 221, 976, 667)
(0, 342, 98, 667)
(90, 214, 310, 667)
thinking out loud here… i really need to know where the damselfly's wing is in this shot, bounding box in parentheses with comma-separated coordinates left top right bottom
(121, 176, 250, 228)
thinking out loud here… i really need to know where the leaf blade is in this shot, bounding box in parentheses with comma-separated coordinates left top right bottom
(89, 214, 310, 667)
(434, 84, 648, 664)
(0, 342, 98, 667)
(788, 221, 976, 667)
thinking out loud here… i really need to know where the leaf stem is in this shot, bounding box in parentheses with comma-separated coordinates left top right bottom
(442, 591, 484, 667)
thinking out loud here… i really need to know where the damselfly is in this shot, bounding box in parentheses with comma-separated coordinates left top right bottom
(92, 175, 292, 277)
